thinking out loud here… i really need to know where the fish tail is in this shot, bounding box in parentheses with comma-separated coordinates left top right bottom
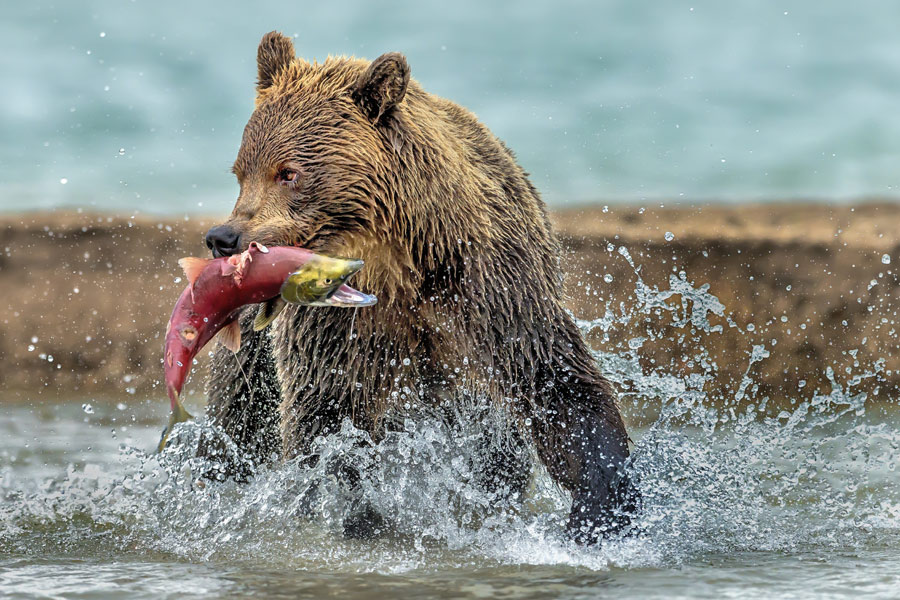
(157, 393, 194, 452)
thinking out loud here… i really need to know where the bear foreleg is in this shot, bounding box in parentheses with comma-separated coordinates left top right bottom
(519, 317, 639, 544)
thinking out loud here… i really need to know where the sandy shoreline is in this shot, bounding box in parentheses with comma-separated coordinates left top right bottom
(2, 204, 898, 410)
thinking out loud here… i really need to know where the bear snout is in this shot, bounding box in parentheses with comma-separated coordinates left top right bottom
(205, 224, 243, 258)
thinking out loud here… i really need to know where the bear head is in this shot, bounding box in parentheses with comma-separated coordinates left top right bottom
(207, 33, 414, 290)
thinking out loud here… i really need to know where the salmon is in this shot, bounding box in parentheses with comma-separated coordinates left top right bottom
(158, 242, 375, 450)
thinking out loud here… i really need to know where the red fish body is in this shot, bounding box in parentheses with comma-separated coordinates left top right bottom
(161, 243, 373, 447)
(163, 243, 310, 406)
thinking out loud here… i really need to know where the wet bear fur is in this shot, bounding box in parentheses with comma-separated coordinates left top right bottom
(204, 32, 637, 543)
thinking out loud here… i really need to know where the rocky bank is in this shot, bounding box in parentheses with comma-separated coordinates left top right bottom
(2, 204, 898, 414)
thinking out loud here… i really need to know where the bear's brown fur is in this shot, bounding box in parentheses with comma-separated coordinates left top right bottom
(205, 32, 637, 543)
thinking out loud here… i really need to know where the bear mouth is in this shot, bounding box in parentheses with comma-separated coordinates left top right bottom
(294, 224, 351, 255)
(295, 234, 332, 254)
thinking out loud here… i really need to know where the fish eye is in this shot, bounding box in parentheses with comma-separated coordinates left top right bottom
(323, 278, 333, 285)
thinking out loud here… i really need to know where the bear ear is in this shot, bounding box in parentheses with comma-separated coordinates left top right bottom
(353, 52, 410, 123)
(257, 31, 295, 93)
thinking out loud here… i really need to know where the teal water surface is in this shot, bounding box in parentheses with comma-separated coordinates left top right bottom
(3, 0, 900, 214)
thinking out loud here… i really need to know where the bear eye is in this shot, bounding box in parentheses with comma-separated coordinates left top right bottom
(275, 167, 300, 186)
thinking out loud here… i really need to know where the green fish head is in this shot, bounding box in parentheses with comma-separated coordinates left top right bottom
(280, 256, 365, 305)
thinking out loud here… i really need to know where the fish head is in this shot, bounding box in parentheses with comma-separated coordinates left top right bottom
(280, 255, 367, 305)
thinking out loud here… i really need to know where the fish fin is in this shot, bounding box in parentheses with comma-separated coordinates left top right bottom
(217, 318, 241, 353)
(157, 427, 170, 453)
(221, 259, 238, 277)
(178, 256, 211, 286)
(253, 297, 286, 331)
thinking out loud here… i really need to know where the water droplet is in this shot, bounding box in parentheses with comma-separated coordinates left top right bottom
(881, 254, 891, 264)
(118, 148, 125, 155)
(604, 274, 613, 283)
(82, 403, 94, 414)
(665, 231, 675, 241)
(59, 178, 68, 185)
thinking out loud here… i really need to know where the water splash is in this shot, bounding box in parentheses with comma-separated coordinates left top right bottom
(2, 246, 899, 575)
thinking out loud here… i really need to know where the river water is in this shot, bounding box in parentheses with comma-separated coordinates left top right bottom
(4, 0, 900, 214)
(2, 270, 899, 599)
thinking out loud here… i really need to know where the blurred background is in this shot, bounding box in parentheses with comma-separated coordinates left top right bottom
(2, 0, 900, 401)
(3, 3, 900, 597)
(3, 0, 900, 215)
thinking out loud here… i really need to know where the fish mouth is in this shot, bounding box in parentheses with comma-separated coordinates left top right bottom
(324, 284, 378, 307)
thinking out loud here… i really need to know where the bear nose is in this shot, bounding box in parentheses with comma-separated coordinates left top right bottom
(205, 225, 242, 258)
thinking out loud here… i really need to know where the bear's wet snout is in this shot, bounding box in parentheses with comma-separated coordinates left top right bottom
(205, 225, 242, 258)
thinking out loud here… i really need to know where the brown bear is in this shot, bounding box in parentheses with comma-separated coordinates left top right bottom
(202, 31, 637, 544)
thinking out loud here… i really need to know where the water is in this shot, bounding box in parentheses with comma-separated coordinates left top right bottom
(3, 261, 899, 599)
(6, 403, 899, 599)
(4, 0, 900, 215)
